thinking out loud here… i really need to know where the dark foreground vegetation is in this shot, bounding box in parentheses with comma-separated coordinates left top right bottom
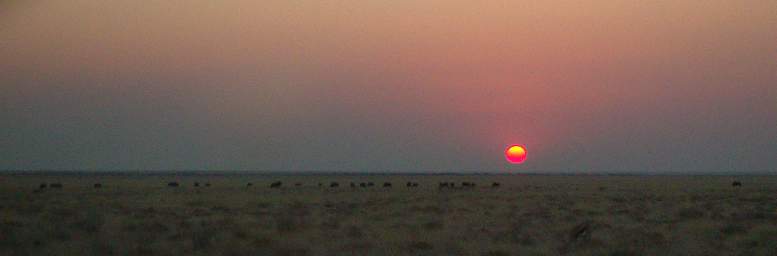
(0, 174, 775, 255)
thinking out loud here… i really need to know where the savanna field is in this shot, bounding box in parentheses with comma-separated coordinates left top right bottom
(1, 174, 776, 256)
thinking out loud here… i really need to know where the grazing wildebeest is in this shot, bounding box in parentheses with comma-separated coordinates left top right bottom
(270, 181, 282, 188)
(383, 182, 392, 188)
(194, 182, 200, 187)
(39, 183, 47, 189)
(93, 183, 102, 188)
(439, 182, 449, 189)
(360, 182, 367, 188)
(50, 183, 63, 189)
(318, 183, 323, 187)
(492, 182, 500, 188)
(247, 183, 253, 187)
(167, 182, 179, 187)
(205, 183, 211, 187)
(350, 182, 356, 188)
(462, 182, 476, 188)
(367, 182, 375, 187)
(732, 181, 742, 187)
(407, 182, 419, 187)
(330, 182, 339, 188)
(295, 183, 302, 187)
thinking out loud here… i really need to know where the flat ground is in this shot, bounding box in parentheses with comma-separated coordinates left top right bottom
(1, 174, 776, 255)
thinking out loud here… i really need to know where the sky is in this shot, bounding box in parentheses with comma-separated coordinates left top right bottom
(1, 0, 776, 173)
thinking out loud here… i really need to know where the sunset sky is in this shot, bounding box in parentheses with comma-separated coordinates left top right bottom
(1, 1, 775, 172)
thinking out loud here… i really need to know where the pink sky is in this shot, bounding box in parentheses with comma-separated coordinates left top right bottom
(1, 1, 776, 172)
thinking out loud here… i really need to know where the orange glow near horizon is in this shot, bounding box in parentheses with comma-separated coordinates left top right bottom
(505, 145, 527, 164)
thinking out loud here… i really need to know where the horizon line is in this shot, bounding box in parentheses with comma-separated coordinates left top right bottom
(1, 169, 775, 176)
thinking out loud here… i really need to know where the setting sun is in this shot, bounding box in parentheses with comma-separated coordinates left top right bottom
(505, 145, 527, 164)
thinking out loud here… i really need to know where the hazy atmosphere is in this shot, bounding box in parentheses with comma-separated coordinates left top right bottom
(1, 0, 776, 173)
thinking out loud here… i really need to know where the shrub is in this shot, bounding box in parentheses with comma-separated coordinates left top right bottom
(676, 207, 704, 219)
(408, 241, 433, 251)
(720, 223, 747, 235)
(73, 208, 104, 233)
(422, 220, 444, 230)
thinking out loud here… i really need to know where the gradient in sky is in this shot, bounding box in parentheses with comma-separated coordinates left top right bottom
(1, 0, 776, 172)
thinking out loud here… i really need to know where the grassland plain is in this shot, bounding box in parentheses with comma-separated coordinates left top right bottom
(0, 174, 776, 256)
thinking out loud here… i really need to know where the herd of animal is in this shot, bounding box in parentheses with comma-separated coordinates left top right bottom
(30, 180, 505, 191)
(30, 180, 745, 191)
(177, 181, 501, 189)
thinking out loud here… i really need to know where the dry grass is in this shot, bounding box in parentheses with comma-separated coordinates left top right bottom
(0, 175, 776, 255)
